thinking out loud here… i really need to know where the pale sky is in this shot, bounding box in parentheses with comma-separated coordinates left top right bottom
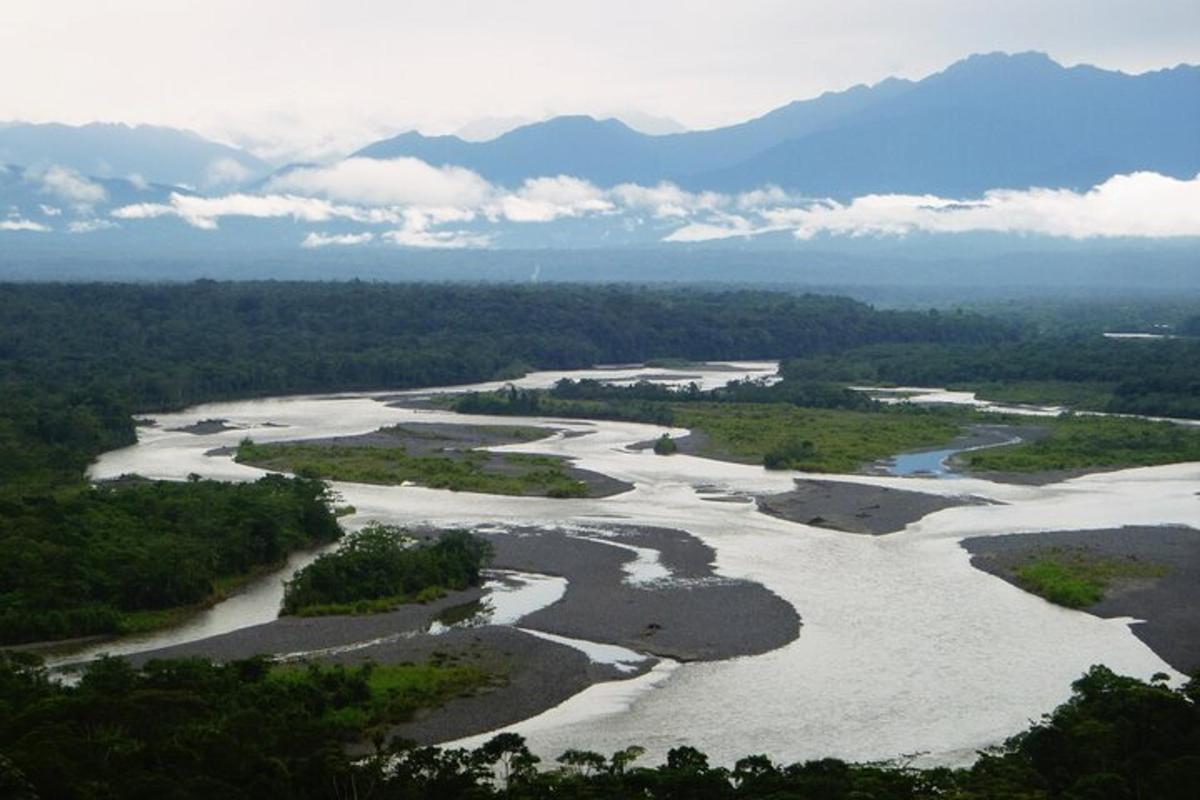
(2, 0, 1197, 161)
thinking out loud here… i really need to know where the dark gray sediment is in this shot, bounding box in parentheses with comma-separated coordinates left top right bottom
(756, 479, 987, 535)
(962, 526, 1200, 672)
(329, 626, 640, 747)
(628, 430, 758, 465)
(485, 525, 800, 661)
(121, 587, 487, 664)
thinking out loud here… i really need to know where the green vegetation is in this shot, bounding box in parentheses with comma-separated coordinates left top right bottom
(966, 414, 1200, 473)
(673, 404, 963, 472)
(1, 654, 1197, 798)
(237, 438, 589, 497)
(268, 659, 490, 730)
(0, 475, 340, 645)
(652, 434, 677, 455)
(957, 379, 1117, 409)
(0, 652, 491, 800)
(281, 525, 492, 616)
(780, 335, 1200, 419)
(1012, 547, 1168, 608)
(0, 283, 1011, 415)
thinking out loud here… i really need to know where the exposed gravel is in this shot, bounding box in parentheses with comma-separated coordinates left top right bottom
(963, 526, 1200, 672)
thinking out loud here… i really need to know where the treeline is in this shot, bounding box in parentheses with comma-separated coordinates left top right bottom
(1, 656, 1196, 799)
(282, 526, 492, 616)
(453, 377, 873, 427)
(780, 337, 1200, 418)
(0, 475, 340, 644)
(0, 283, 1013, 414)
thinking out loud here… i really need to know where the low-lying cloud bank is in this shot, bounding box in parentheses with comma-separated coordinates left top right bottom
(99, 158, 1200, 247)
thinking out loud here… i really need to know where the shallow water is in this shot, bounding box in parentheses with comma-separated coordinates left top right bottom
(76, 362, 1198, 767)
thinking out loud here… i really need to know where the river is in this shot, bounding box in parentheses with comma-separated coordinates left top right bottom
(72, 361, 1196, 768)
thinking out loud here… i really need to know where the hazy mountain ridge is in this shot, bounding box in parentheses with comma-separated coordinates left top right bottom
(0, 121, 271, 189)
(355, 52, 1200, 195)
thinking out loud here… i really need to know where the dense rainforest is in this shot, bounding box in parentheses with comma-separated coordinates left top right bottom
(0, 475, 340, 644)
(0, 656, 1196, 800)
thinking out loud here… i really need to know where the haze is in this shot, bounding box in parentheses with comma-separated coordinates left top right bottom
(3, 0, 1198, 161)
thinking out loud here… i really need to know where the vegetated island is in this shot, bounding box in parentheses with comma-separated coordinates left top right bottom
(234, 423, 632, 498)
(281, 525, 493, 617)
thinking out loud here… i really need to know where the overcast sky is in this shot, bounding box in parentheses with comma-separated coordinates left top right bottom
(2, 0, 1197, 160)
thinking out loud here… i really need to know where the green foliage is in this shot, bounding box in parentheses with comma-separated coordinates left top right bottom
(3, 654, 1197, 799)
(237, 438, 588, 497)
(281, 525, 492, 616)
(653, 434, 677, 455)
(0, 475, 340, 644)
(781, 334, 1200, 419)
(1013, 547, 1167, 608)
(268, 660, 488, 728)
(967, 414, 1200, 472)
(674, 403, 963, 473)
(0, 652, 487, 800)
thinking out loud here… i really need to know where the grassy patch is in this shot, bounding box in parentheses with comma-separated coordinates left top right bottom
(268, 660, 492, 729)
(958, 380, 1116, 411)
(237, 439, 587, 497)
(1012, 547, 1167, 608)
(966, 415, 1200, 473)
(671, 403, 965, 473)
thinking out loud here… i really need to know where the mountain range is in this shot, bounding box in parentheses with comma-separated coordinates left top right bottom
(0, 122, 271, 189)
(355, 52, 1199, 196)
(2, 52, 1196, 201)
(0, 51, 1197, 271)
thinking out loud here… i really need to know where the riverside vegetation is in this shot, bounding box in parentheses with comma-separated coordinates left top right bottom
(0, 656, 1196, 799)
(453, 377, 1200, 475)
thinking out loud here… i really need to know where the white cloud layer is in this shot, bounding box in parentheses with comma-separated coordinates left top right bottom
(0, 218, 50, 232)
(107, 159, 1200, 247)
(34, 166, 106, 207)
(301, 231, 374, 248)
(268, 158, 493, 208)
(204, 158, 252, 188)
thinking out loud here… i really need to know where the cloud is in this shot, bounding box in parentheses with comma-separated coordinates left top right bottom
(34, 166, 107, 207)
(112, 192, 394, 230)
(39, 204, 62, 216)
(676, 172, 1200, 242)
(611, 181, 726, 219)
(382, 227, 491, 248)
(67, 219, 119, 234)
(127, 173, 150, 191)
(205, 157, 253, 188)
(0, 218, 50, 232)
(495, 175, 613, 222)
(301, 231, 374, 248)
(268, 157, 493, 208)
(110, 161, 1200, 246)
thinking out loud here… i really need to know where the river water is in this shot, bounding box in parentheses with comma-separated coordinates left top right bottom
(76, 361, 1196, 768)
